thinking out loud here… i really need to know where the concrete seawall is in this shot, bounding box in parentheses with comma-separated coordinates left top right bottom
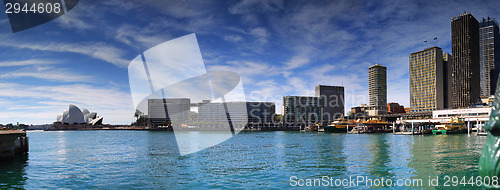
(0, 130, 28, 159)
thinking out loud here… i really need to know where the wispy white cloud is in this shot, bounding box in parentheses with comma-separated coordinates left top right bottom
(113, 24, 173, 50)
(207, 60, 279, 83)
(0, 66, 95, 83)
(250, 27, 269, 44)
(284, 55, 310, 70)
(0, 41, 130, 68)
(0, 59, 58, 67)
(55, 9, 94, 31)
(224, 35, 242, 43)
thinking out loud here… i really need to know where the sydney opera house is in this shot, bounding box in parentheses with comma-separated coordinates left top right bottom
(56, 104, 103, 125)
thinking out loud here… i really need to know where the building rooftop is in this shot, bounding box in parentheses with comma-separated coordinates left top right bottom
(410, 46, 442, 55)
(369, 64, 386, 68)
(451, 12, 478, 22)
(316, 84, 344, 88)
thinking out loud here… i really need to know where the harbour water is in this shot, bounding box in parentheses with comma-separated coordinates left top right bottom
(0, 131, 486, 189)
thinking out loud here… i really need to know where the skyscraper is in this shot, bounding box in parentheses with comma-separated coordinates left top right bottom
(451, 13, 480, 108)
(315, 85, 344, 124)
(368, 64, 387, 116)
(479, 17, 500, 97)
(409, 46, 447, 112)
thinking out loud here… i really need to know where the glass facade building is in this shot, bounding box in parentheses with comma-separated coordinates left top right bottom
(451, 13, 480, 108)
(315, 85, 344, 124)
(479, 17, 500, 97)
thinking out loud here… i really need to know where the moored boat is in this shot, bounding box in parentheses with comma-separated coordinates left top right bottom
(324, 119, 357, 133)
(359, 118, 391, 133)
(432, 117, 467, 135)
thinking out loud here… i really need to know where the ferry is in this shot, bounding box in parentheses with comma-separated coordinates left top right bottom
(432, 117, 467, 135)
(324, 119, 357, 133)
(359, 118, 392, 133)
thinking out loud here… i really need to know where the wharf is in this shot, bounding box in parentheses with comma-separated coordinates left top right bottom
(0, 130, 28, 159)
(477, 132, 488, 136)
(394, 131, 421, 135)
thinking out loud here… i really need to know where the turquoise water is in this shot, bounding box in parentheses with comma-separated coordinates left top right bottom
(0, 131, 487, 189)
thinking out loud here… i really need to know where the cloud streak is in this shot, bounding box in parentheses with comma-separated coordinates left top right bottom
(0, 66, 96, 83)
(0, 40, 130, 68)
(0, 59, 58, 67)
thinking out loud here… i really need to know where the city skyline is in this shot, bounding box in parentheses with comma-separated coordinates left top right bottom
(1, 1, 500, 124)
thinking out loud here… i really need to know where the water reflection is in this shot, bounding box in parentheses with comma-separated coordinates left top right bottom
(367, 134, 394, 180)
(0, 154, 28, 189)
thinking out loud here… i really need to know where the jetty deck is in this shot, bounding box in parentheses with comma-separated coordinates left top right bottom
(0, 130, 28, 159)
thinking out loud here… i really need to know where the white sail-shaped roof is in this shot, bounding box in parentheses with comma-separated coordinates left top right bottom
(68, 104, 85, 124)
(56, 114, 63, 123)
(84, 112, 97, 124)
(82, 108, 90, 116)
(62, 111, 69, 124)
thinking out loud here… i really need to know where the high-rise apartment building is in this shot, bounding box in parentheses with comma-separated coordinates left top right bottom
(409, 47, 447, 112)
(315, 85, 344, 124)
(451, 12, 480, 108)
(368, 64, 387, 115)
(479, 17, 500, 97)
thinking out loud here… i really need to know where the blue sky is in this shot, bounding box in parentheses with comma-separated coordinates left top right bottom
(0, 0, 499, 125)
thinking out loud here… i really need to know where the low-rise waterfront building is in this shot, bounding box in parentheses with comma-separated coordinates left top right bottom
(351, 104, 369, 117)
(404, 107, 410, 113)
(198, 101, 275, 127)
(432, 107, 491, 122)
(387, 102, 405, 114)
(282, 96, 322, 127)
(397, 107, 491, 126)
(148, 98, 190, 126)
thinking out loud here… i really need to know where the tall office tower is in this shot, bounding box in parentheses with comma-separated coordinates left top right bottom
(315, 85, 344, 124)
(451, 13, 480, 108)
(443, 53, 453, 108)
(479, 17, 500, 97)
(409, 47, 445, 112)
(368, 64, 387, 116)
